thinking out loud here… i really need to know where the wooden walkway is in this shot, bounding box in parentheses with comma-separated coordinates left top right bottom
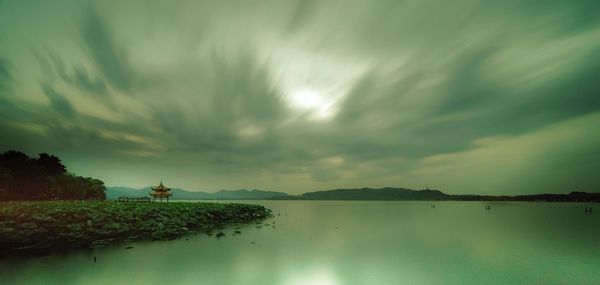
(118, 196, 151, 202)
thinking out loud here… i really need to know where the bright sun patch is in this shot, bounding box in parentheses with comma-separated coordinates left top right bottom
(288, 89, 325, 110)
(287, 89, 337, 121)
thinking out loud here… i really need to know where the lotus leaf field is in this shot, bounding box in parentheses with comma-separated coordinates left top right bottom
(0, 201, 272, 256)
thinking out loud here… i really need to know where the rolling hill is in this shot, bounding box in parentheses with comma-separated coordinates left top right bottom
(106, 186, 288, 200)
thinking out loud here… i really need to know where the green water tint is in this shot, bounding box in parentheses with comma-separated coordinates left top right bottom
(1, 201, 598, 285)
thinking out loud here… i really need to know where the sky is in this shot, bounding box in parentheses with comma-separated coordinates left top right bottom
(0, 0, 599, 195)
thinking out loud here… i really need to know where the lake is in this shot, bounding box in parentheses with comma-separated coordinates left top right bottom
(1, 201, 598, 285)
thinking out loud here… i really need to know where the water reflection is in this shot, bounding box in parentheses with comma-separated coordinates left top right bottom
(283, 267, 339, 285)
(0, 201, 598, 284)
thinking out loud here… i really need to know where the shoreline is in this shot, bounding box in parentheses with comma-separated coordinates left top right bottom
(0, 201, 271, 257)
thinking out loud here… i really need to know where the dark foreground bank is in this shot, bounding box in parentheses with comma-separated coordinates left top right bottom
(0, 201, 271, 257)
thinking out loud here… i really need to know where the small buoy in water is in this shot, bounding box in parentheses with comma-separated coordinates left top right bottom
(585, 207, 592, 213)
(431, 204, 435, 208)
(93, 256, 96, 263)
(485, 205, 491, 210)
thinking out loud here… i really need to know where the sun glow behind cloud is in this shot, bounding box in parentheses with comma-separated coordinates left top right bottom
(286, 89, 338, 121)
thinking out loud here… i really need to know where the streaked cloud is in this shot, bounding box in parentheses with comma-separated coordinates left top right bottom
(0, 0, 598, 194)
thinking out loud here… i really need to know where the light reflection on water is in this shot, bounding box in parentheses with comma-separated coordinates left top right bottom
(0, 201, 598, 285)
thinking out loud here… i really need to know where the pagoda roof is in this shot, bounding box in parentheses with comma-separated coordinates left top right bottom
(151, 181, 171, 191)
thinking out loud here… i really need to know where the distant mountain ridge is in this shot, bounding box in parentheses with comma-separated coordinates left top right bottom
(271, 188, 600, 202)
(107, 186, 600, 202)
(296, 187, 449, 200)
(106, 186, 288, 200)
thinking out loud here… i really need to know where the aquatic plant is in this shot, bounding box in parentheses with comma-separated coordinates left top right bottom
(0, 201, 271, 256)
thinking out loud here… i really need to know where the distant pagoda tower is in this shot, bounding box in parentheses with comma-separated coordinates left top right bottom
(150, 181, 172, 202)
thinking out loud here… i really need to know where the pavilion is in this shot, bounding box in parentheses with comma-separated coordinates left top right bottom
(150, 181, 172, 202)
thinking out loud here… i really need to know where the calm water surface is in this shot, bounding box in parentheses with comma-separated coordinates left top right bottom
(1, 201, 598, 285)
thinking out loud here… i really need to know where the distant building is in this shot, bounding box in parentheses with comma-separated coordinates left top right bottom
(150, 181, 172, 202)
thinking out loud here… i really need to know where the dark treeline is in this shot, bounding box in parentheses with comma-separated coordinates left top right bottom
(0, 150, 106, 201)
(452, 192, 600, 202)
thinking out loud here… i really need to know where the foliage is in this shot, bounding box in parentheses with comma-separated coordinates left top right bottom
(0, 201, 271, 256)
(0, 150, 106, 201)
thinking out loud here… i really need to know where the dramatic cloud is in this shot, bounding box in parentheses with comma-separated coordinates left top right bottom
(0, 0, 599, 194)
(81, 9, 137, 93)
(0, 57, 11, 94)
(41, 84, 77, 118)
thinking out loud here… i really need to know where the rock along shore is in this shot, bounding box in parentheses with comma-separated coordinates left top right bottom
(0, 201, 271, 257)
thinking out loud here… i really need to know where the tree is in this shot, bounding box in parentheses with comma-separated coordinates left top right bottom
(37, 153, 67, 175)
(0, 150, 106, 201)
(0, 150, 47, 199)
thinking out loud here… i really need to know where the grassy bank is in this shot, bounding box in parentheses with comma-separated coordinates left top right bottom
(0, 201, 271, 256)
